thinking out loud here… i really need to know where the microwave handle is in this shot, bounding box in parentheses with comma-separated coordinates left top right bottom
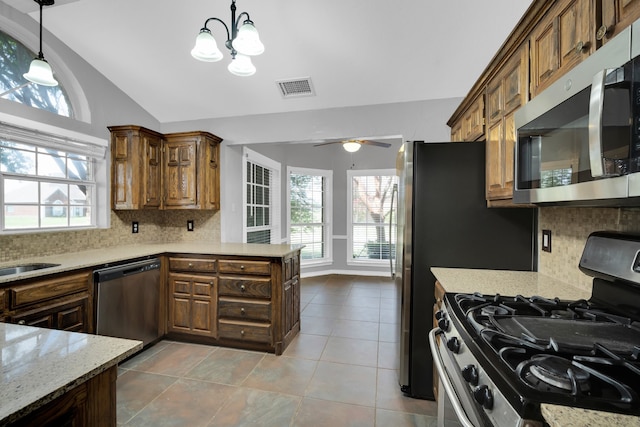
(588, 69, 607, 177)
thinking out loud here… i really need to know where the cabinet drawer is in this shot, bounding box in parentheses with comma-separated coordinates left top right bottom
(218, 276, 271, 298)
(10, 272, 89, 310)
(12, 295, 88, 332)
(169, 257, 216, 273)
(218, 319, 272, 343)
(218, 297, 271, 321)
(0, 289, 5, 313)
(218, 260, 270, 275)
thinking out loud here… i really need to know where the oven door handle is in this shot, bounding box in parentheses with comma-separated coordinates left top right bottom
(429, 328, 477, 427)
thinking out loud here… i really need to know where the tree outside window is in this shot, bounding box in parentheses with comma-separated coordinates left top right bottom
(350, 170, 397, 261)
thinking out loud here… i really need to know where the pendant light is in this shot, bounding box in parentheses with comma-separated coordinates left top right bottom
(191, 0, 264, 76)
(23, 0, 58, 87)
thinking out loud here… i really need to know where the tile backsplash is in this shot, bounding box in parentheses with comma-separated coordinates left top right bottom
(0, 210, 220, 263)
(538, 207, 640, 292)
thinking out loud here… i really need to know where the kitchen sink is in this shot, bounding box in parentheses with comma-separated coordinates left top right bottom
(0, 263, 61, 276)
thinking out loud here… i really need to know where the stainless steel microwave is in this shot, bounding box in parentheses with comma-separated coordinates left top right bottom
(514, 20, 640, 206)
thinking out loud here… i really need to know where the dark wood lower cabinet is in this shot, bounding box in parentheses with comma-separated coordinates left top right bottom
(8, 365, 117, 427)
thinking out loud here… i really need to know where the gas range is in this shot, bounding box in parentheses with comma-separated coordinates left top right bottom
(429, 232, 640, 427)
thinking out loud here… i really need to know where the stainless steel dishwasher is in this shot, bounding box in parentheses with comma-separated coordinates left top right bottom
(94, 258, 161, 346)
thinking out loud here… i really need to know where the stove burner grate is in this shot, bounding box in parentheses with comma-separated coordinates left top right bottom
(527, 355, 590, 391)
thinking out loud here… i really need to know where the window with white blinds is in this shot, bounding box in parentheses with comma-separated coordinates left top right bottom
(288, 166, 332, 264)
(347, 169, 397, 264)
(243, 147, 280, 244)
(0, 122, 107, 232)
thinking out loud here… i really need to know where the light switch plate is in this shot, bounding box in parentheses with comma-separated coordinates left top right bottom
(187, 220, 194, 231)
(542, 229, 552, 252)
(132, 221, 139, 234)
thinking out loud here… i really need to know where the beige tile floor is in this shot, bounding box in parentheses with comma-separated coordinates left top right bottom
(116, 274, 438, 426)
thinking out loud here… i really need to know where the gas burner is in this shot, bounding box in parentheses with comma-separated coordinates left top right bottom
(481, 305, 509, 316)
(525, 355, 591, 392)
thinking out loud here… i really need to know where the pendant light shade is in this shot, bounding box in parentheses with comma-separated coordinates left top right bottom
(24, 0, 58, 87)
(191, 29, 223, 62)
(24, 56, 58, 86)
(227, 54, 256, 76)
(232, 21, 264, 56)
(343, 141, 362, 153)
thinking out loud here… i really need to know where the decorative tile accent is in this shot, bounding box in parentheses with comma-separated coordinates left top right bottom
(0, 210, 220, 263)
(538, 207, 640, 292)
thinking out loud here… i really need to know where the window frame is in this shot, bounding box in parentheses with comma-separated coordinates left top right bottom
(287, 166, 333, 266)
(346, 168, 397, 266)
(0, 116, 108, 234)
(242, 147, 281, 244)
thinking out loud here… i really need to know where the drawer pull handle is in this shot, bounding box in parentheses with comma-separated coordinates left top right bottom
(240, 308, 246, 315)
(240, 285, 246, 292)
(240, 265, 245, 270)
(188, 263, 194, 268)
(240, 329, 245, 336)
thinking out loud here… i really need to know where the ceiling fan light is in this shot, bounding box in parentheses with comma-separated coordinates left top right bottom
(232, 21, 264, 56)
(343, 141, 361, 153)
(191, 29, 223, 62)
(228, 54, 256, 76)
(23, 57, 58, 86)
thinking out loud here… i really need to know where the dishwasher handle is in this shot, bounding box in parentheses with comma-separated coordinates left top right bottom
(94, 258, 160, 282)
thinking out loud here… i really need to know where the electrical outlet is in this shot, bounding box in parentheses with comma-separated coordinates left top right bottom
(132, 221, 139, 234)
(187, 220, 194, 231)
(542, 229, 552, 252)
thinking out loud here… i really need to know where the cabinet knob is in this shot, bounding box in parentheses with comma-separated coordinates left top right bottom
(209, 282, 213, 286)
(575, 40, 590, 54)
(240, 308, 246, 315)
(240, 329, 245, 336)
(240, 265, 245, 270)
(18, 320, 25, 325)
(596, 24, 613, 41)
(240, 285, 246, 292)
(188, 263, 193, 268)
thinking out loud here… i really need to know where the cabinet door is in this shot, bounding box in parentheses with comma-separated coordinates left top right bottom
(601, 0, 640, 44)
(531, 0, 592, 97)
(450, 121, 463, 142)
(12, 296, 88, 332)
(463, 96, 485, 141)
(168, 273, 216, 337)
(143, 133, 163, 208)
(201, 137, 221, 210)
(486, 120, 504, 200)
(164, 140, 197, 208)
(111, 129, 137, 209)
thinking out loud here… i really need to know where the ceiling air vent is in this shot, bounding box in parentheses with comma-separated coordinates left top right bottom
(276, 77, 315, 98)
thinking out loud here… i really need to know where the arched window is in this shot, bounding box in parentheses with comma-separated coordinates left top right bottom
(0, 30, 73, 117)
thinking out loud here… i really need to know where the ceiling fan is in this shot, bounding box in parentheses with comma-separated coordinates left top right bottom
(313, 139, 392, 153)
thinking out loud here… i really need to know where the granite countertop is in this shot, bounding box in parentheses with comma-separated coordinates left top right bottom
(0, 323, 141, 425)
(431, 267, 640, 427)
(0, 242, 304, 284)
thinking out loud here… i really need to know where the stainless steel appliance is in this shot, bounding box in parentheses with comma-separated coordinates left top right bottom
(94, 258, 161, 346)
(396, 141, 537, 400)
(429, 231, 640, 426)
(514, 19, 640, 206)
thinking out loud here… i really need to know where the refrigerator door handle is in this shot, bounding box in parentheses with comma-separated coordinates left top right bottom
(389, 183, 398, 278)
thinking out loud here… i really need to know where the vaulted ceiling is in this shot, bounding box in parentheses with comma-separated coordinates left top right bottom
(10, 0, 533, 123)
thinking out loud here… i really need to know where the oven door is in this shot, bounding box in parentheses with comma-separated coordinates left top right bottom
(429, 329, 486, 427)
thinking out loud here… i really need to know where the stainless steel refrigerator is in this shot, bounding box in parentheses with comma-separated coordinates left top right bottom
(395, 141, 537, 400)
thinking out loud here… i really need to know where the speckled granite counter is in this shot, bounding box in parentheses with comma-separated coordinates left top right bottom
(0, 242, 304, 284)
(0, 322, 141, 425)
(432, 267, 640, 427)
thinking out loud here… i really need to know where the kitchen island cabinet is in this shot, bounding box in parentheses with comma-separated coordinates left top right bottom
(0, 323, 141, 426)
